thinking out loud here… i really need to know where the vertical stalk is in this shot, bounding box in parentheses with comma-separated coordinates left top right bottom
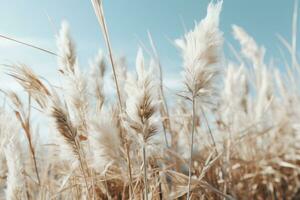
(29, 145, 41, 185)
(200, 106, 218, 155)
(27, 94, 41, 185)
(142, 144, 148, 200)
(162, 123, 169, 148)
(91, 0, 122, 109)
(91, 1, 134, 197)
(75, 139, 91, 200)
(159, 83, 170, 148)
(125, 143, 134, 198)
(78, 158, 90, 200)
(104, 172, 110, 198)
(187, 97, 196, 199)
(148, 32, 171, 148)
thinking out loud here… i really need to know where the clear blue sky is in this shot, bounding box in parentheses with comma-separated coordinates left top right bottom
(0, 0, 298, 91)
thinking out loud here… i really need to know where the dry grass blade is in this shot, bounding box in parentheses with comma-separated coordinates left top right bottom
(5, 64, 51, 108)
(0, 34, 57, 56)
(90, 2, 135, 197)
(8, 92, 41, 186)
(148, 32, 171, 148)
(91, 0, 123, 110)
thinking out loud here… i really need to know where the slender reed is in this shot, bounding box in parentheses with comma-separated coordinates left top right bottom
(10, 93, 41, 186)
(0, 34, 57, 56)
(125, 49, 159, 199)
(148, 32, 171, 148)
(4, 137, 27, 200)
(187, 97, 196, 199)
(142, 145, 148, 200)
(175, 1, 223, 198)
(90, 0, 135, 197)
(91, 0, 122, 109)
(51, 101, 91, 199)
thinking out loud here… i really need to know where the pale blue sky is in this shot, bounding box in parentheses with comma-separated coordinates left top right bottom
(0, 0, 298, 91)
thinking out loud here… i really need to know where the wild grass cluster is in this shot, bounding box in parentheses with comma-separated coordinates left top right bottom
(0, 0, 300, 199)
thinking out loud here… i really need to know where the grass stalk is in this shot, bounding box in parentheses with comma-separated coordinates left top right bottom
(148, 32, 170, 148)
(75, 139, 91, 200)
(91, 1, 135, 197)
(91, 0, 122, 109)
(0, 34, 57, 56)
(187, 97, 196, 199)
(200, 106, 218, 155)
(142, 144, 148, 200)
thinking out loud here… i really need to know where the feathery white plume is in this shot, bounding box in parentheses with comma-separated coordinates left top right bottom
(232, 25, 265, 68)
(89, 111, 122, 173)
(176, 1, 223, 101)
(232, 25, 273, 122)
(57, 21, 89, 130)
(56, 21, 78, 74)
(223, 63, 248, 112)
(125, 48, 160, 144)
(49, 95, 79, 164)
(4, 137, 26, 200)
(90, 50, 106, 111)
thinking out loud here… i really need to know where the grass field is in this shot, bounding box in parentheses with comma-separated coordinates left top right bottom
(0, 0, 299, 199)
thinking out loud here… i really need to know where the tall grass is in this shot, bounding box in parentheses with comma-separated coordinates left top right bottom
(0, 0, 299, 199)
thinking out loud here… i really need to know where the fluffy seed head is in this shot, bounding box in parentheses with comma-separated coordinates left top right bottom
(56, 21, 77, 74)
(4, 137, 26, 200)
(176, 1, 223, 101)
(125, 48, 159, 143)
